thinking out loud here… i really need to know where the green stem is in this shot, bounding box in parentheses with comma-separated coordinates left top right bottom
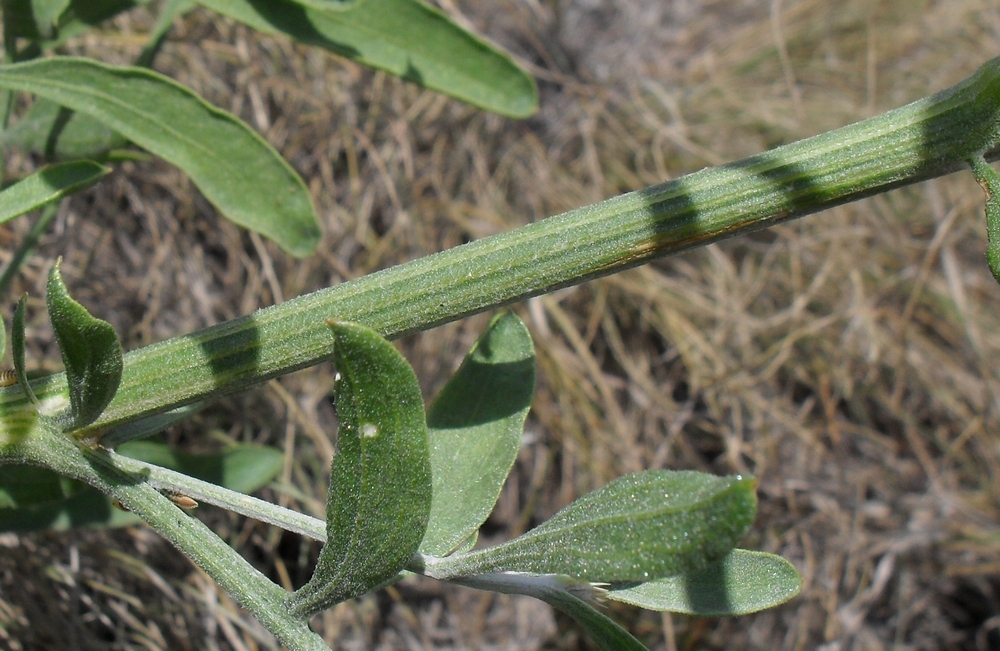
(107, 448, 327, 542)
(4, 57, 1000, 436)
(7, 421, 328, 651)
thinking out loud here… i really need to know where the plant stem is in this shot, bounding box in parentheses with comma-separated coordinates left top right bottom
(8, 421, 329, 651)
(4, 57, 1000, 435)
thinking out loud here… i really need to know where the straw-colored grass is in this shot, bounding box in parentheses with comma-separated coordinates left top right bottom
(2, 0, 1000, 649)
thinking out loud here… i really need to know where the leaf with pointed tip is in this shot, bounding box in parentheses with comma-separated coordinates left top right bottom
(46, 261, 123, 430)
(0, 161, 110, 225)
(428, 471, 757, 583)
(288, 321, 431, 617)
(11, 295, 38, 405)
(0, 57, 321, 257)
(420, 311, 534, 556)
(30, 0, 71, 39)
(605, 549, 801, 615)
(195, 0, 538, 118)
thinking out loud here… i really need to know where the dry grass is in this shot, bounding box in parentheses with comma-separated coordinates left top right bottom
(3, 0, 1000, 649)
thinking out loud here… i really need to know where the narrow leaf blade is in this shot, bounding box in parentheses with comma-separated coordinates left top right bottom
(0, 57, 321, 257)
(289, 321, 431, 616)
(12, 294, 38, 405)
(434, 470, 757, 583)
(196, 0, 538, 118)
(605, 549, 802, 616)
(0, 161, 110, 225)
(46, 260, 123, 430)
(421, 311, 534, 556)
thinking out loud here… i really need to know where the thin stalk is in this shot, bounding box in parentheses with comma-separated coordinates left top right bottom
(107, 448, 327, 542)
(3, 57, 1000, 436)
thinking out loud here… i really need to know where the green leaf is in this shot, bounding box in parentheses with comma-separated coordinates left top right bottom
(0, 440, 283, 531)
(46, 259, 123, 430)
(11, 294, 38, 405)
(449, 573, 649, 651)
(428, 471, 757, 583)
(0, 464, 81, 508)
(195, 0, 538, 118)
(420, 311, 534, 556)
(0, 481, 141, 531)
(118, 440, 284, 494)
(1, 99, 129, 160)
(288, 321, 431, 617)
(31, 0, 71, 39)
(605, 549, 802, 616)
(0, 161, 110, 224)
(3, 0, 149, 48)
(0, 57, 321, 257)
(542, 585, 650, 651)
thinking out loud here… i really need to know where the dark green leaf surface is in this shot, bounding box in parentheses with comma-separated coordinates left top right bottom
(1, 99, 128, 159)
(46, 260, 123, 430)
(0, 483, 141, 531)
(117, 440, 283, 494)
(605, 549, 801, 615)
(0, 161, 110, 224)
(11, 294, 38, 404)
(289, 321, 431, 617)
(196, 0, 538, 118)
(421, 311, 534, 556)
(0, 57, 320, 256)
(432, 471, 757, 583)
(0, 440, 282, 531)
(0, 464, 81, 508)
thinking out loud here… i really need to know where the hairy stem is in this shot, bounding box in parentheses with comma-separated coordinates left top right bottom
(3, 57, 1000, 437)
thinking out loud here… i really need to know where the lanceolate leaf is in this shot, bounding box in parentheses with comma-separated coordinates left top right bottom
(0, 57, 321, 257)
(428, 471, 757, 583)
(46, 260, 123, 430)
(421, 311, 534, 556)
(605, 549, 802, 616)
(288, 321, 431, 617)
(195, 0, 538, 118)
(0, 161, 110, 225)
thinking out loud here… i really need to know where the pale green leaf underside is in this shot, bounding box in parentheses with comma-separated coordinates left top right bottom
(421, 311, 534, 556)
(196, 0, 538, 118)
(606, 549, 802, 615)
(0, 57, 320, 257)
(0, 160, 109, 225)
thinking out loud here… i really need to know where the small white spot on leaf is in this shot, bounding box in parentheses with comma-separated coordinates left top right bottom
(362, 423, 378, 438)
